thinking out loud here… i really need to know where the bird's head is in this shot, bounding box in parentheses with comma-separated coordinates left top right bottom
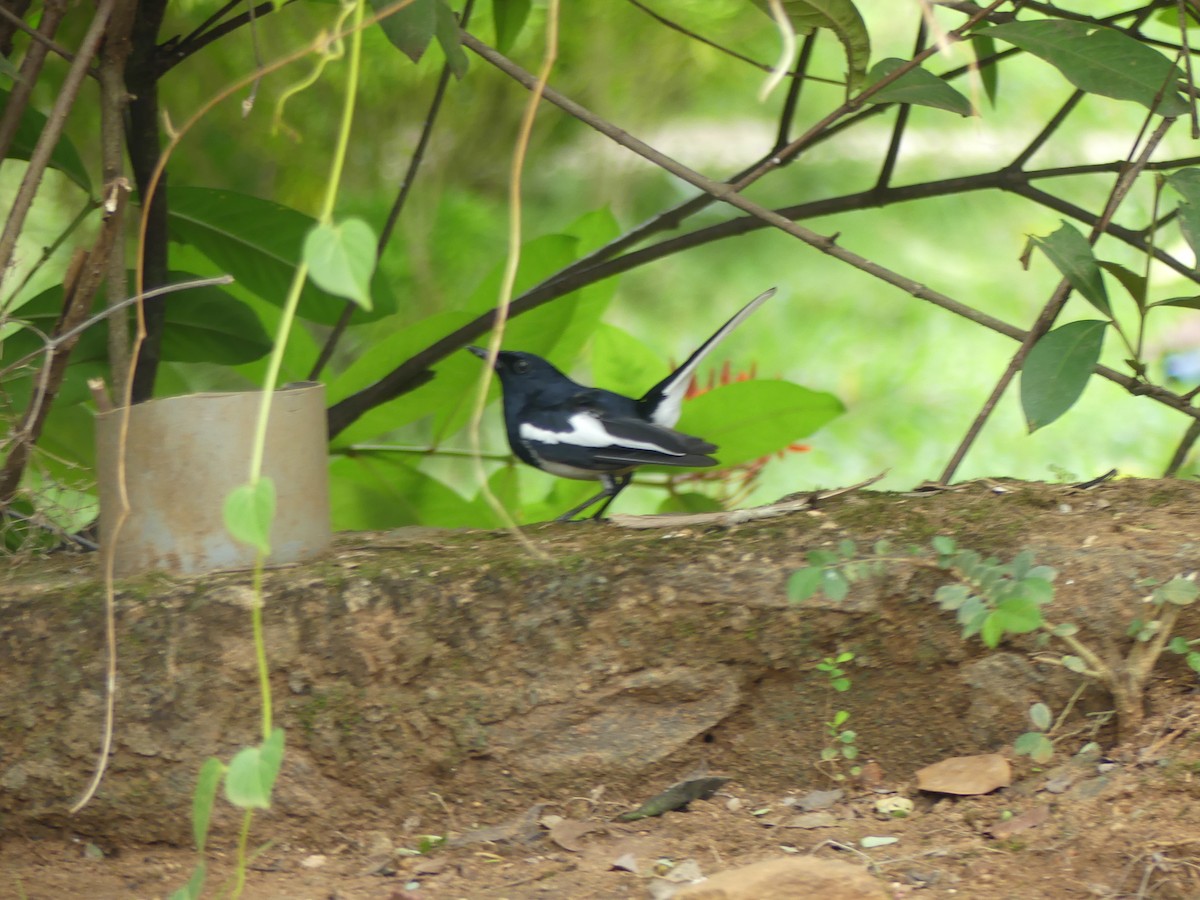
(467, 347, 567, 387)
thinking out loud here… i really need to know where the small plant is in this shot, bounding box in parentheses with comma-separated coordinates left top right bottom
(815, 651, 861, 782)
(788, 537, 1199, 742)
(1014, 702, 1055, 764)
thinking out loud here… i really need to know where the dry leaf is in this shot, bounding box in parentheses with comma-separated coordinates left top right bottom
(988, 804, 1050, 840)
(794, 789, 843, 811)
(915, 753, 1011, 795)
(548, 818, 596, 852)
(611, 851, 639, 872)
(784, 811, 837, 829)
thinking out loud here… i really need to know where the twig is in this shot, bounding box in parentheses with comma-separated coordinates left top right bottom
(158, 0, 286, 76)
(773, 34, 817, 154)
(0, 3, 77, 67)
(0, 275, 235, 379)
(875, 19, 927, 191)
(1008, 90, 1085, 171)
(626, 0, 836, 83)
(1163, 419, 1200, 477)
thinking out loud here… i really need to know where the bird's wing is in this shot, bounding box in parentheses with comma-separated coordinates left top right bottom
(519, 406, 718, 472)
(638, 287, 776, 428)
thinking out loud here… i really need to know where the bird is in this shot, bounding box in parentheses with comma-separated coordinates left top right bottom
(470, 287, 776, 522)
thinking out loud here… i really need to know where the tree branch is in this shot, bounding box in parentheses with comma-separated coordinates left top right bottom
(326, 23, 1200, 439)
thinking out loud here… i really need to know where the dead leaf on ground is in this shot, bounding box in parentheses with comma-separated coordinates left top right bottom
(784, 811, 838, 829)
(916, 753, 1011, 795)
(548, 818, 598, 852)
(611, 851, 639, 872)
(448, 804, 544, 848)
(793, 789, 843, 811)
(988, 804, 1050, 840)
(617, 776, 730, 821)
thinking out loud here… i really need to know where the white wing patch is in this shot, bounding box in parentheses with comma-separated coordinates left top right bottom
(519, 413, 684, 456)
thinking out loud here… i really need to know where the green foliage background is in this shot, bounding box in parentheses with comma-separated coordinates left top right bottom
(5, 0, 1200, 541)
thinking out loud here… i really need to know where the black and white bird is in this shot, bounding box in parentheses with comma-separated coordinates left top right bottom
(470, 288, 776, 522)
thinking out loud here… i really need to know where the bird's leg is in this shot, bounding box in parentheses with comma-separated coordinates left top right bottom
(554, 473, 631, 523)
(590, 473, 633, 521)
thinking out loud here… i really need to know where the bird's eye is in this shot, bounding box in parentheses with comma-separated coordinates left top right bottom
(512, 358, 530, 374)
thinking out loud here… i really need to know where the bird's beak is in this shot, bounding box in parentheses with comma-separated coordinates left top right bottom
(467, 346, 488, 361)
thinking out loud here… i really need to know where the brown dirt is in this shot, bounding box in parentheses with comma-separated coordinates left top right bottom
(4, 478, 1200, 899)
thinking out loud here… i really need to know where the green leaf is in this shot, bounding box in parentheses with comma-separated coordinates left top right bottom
(223, 477, 276, 555)
(1062, 654, 1087, 673)
(0, 54, 20, 83)
(931, 535, 956, 556)
(971, 34, 999, 105)
(754, 0, 870, 90)
(1052, 622, 1079, 637)
(1028, 565, 1058, 583)
(1166, 169, 1200, 264)
(371, 0, 436, 62)
(1030, 221, 1110, 315)
(192, 757, 224, 853)
(303, 218, 376, 311)
(994, 596, 1044, 634)
(589, 324, 670, 400)
(1157, 575, 1200, 606)
(935, 583, 970, 611)
(787, 571, 825, 607)
(224, 728, 285, 810)
(821, 568, 849, 602)
(1014, 731, 1055, 763)
(1188, 652, 1200, 674)
(1168, 636, 1191, 655)
(433, 0, 468, 78)
(986, 20, 1187, 116)
(1029, 702, 1052, 731)
(329, 454, 475, 528)
(3, 271, 272, 370)
(674, 379, 843, 468)
(2, 89, 92, 192)
(865, 58, 974, 116)
(1149, 295, 1200, 310)
(1098, 260, 1147, 312)
(1016, 576, 1056, 607)
(158, 277, 274, 364)
(980, 611, 1005, 648)
(493, 0, 531, 52)
(168, 187, 394, 325)
(1020, 320, 1107, 432)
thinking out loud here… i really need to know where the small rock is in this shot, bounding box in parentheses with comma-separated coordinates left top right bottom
(672, 856, 888, 899)
(874, 796, 913, 819)
(300, 854, 327, 869)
